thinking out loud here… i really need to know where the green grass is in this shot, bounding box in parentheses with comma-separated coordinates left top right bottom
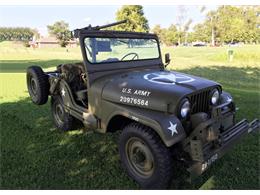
(0, 41, 259, 189)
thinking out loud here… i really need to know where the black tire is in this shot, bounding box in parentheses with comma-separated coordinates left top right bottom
(26, 66, 49, 105)
(119, 123, 174, 189)
(51, 96, 76, 131)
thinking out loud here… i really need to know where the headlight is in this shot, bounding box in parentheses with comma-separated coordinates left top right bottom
(210, 89, 220, 105)
(220, 92, 233, 104)
(179, 98, 191, 118)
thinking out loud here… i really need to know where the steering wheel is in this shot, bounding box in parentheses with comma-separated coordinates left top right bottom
(121, 52, 139, 61)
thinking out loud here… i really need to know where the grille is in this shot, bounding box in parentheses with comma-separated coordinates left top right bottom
(189, 89, 211, 114)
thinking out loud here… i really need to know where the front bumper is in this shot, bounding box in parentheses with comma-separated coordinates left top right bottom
(187, 118, 259, 177)
(185, 99, 260, 177)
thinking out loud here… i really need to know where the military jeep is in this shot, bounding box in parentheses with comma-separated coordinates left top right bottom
(26, 20, 259, 189)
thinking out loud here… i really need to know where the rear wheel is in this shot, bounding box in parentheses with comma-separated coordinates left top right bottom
(26, 66, 49, 105)
(119, 123, 174, 189)
(51, 96, 76, 131)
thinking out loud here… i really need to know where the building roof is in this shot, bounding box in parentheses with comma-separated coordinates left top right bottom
(35, 36, 77, 44)
(37, 36, 58, 43)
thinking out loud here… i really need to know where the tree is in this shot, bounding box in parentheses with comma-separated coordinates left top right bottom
(152, 25, 165, 43)
(152, 24, 179, 46)
(183, 19, 193, 44)
(214, 6, 259, 43)
(164, 24, 179, 46)
(176, 6, 187, 45)
(186, 32, 196, 43)
(240, 6, 259, 43)
(32, 28, 40, 40)
(192, 6, 259, 44)
(207, 10, 218, 46)
(0, 27, 34, 41)
(47, 21, 71, 47)
(114, 5, 149, 32)
(192, 23, 211, 42)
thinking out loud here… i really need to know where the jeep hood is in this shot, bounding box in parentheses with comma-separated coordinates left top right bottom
(102, 70, 220, 113)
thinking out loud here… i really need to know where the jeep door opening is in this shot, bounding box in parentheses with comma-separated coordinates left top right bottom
(26, 20, 259, 189)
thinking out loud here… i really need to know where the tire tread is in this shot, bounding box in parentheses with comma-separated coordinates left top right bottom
(120, 122, 174, 189)
(26, 66, 49, 105)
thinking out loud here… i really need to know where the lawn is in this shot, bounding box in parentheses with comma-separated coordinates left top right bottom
(0, 41, 259, 189)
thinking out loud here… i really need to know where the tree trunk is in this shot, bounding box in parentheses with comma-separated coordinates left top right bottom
(184, 32, 187, 44)
(211, 27, 215, 46)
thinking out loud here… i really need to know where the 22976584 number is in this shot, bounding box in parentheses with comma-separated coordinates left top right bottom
(120, 96, 149, 106)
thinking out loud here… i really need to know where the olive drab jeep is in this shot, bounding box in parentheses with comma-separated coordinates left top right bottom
(26, 20, 259, 189)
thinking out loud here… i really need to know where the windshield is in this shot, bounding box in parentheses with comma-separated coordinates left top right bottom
(84, 37, 160, 64)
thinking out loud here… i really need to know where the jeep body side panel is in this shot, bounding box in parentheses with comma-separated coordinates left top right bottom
(86, 75, 187, 147)
(59, 80, 88, 119)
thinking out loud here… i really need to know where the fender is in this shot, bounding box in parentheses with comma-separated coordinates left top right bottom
(104, 102, 186, 147)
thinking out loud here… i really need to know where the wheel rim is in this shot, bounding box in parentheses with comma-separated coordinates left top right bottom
(125, 137, 154, 178)
(54, 103, 64, 125)
(29, 76, 37, 96)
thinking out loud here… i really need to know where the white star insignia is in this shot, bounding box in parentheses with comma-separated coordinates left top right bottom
(146, 72, 195, 85)
(61, 88, 66, 97)
(168, 121, 178, 136)
(151, 73, 177, 83)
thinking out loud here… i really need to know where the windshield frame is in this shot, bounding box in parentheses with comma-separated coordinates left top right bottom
(79, 30, 163, 73)
(84, 36, 161, 65)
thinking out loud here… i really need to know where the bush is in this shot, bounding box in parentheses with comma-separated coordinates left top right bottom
(23, 41, 30, 47)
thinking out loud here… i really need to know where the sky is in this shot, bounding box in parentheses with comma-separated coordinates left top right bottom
(0, 5, 218, 36)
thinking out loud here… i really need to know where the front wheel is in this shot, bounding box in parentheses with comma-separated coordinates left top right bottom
(119, 123, 174, 189)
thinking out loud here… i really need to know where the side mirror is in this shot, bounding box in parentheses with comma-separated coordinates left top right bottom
(165, 53, 171, 67)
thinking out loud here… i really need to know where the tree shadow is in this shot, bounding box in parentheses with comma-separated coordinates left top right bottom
(0, 59, 81, 73)
(0, 97, 138, 189)
(0, 65, 259, 189)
